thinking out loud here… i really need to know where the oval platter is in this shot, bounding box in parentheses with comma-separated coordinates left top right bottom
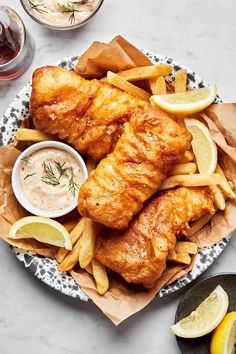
(0, 50, 228, 302)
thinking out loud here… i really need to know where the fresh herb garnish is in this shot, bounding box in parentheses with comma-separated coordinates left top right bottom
(58, 2, 82, 24)
(41, 162, 60, 186)
(24, 173, 36, 180)
(21, 156, 31, 165)
(54, 161, 69, 179)
(68, 0, 90, 4)
(68, 168, 80, 197)
(41, 161, 80, 196)
(28, 0, 48, 14)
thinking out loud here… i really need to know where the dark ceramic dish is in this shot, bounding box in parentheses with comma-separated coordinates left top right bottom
(175, 273, 236, 354)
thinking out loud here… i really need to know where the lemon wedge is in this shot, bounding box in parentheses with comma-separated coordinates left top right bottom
(171, 285, 229, 338)
(8, 216, 72, 250)
(210, 312, 236, 354)
(185, 118, 217, 173)
(151, 85, 217, 114)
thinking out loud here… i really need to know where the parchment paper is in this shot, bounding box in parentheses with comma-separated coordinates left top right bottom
(75, 35, 152, 79)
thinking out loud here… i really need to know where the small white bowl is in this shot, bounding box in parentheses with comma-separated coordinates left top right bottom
(20, 0, 104, 31)
(12, 141, 88, 218)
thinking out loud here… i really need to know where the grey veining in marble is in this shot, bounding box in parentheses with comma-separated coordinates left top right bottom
(0, 1, 236, 353)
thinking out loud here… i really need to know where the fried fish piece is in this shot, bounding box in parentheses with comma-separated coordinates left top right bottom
(30, 66, 146, 161)
(96, 187, 215, 288)
(78, 106, 192, 229)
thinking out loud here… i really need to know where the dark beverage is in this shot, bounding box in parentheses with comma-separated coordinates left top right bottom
(0, 6, 35, 80)
(0, 22, 20, 65)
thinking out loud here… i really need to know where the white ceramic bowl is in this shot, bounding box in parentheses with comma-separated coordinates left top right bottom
(20, 0, 104, 31)
(12, 141, 88, 218)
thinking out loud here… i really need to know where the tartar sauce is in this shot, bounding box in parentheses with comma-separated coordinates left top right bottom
(25, 0, 100, 27)
(20, 148, 83, 212)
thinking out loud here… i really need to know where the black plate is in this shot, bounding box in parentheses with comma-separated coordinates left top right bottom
(175, 273, 236, 354)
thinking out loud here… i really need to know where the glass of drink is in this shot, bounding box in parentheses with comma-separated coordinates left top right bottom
(0, 6, 35, 80)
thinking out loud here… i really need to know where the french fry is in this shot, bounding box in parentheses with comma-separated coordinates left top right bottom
(16, 128, 55, 142)
(100, 77, 107, 83)
(107, 71, 151, 101)
(151, 237, 168, 258)
(86, 157, 97, 176)
(149, 76, 167, 95)
(63, 220, 78, 233)
(69, 219, 84, 243)
(57, 237, 81, 272)
(179, 150, 195, 163)
(160, 173, 221, 191)
(165, 78, 175, 93)
(78, 218, 98, 269)
(209, 185, 226, 210)
(175, 241, 197, 255)
(167, 250, 177, 259)
(185, 214, 214, 237)
(228, 181, 235, 190)
(118, 64, 173, 82)
(57, 218, 84, 264)
(175, 69, 187, 93)
(168, 163, 197, 176)
(216, 164, 236, 199)
(167, 242, 197, 264)
(91, 259, 109, 295)
(85, 263, 93, 275)
(167, 252, 191, 265)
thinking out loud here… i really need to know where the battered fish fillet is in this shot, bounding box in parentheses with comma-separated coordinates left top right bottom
(78, 106, 191, 229)
(96, 187, 215, 288)
(30, 66, 146, 160)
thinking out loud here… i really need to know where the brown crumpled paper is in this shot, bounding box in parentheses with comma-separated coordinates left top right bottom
(75, 35, 152, 79)
(187, 104, 236, 247)
(71, 257, 195, 326)
(1, 36, 236, 325)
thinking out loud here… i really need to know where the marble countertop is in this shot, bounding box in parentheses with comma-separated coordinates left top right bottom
(0, 0, 236, 353)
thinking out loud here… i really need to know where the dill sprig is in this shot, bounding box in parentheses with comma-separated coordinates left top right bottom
(28, 0, 48, 14)
(68, 0, 90, 4)
(21, 156, 31, 165)
(54, 161, 69, 179)
(68, 168, 80, 197)
(41, 161, 80, 196)
(58, 2, 83, 24)
(41, 162, 60, 186)
(24, 173, 36, 180)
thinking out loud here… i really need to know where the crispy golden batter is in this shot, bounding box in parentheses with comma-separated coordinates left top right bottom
(78, 106, 191, 229)
(30, 66, 146, 160)
(96, 187, 215, 288)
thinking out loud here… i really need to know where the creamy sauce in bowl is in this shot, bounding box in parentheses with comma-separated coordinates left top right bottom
(22, 0, 101, 28)
(19, 148, 83, 212)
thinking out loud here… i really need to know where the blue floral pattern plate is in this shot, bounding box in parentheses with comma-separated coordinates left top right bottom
(0, 51, 227, 302)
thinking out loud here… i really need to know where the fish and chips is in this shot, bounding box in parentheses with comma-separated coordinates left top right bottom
(2, 42, 236, 300)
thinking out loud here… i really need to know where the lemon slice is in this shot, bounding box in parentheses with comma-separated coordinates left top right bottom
(210, 312, 236, 354)
(185, 118, 217, 173)
(151, 85, 217, 114)
(8, 216, 72, 250)
(171, 285, 229, 338)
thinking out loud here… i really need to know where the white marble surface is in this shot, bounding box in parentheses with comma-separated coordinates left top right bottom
(0, 0, 236, 353)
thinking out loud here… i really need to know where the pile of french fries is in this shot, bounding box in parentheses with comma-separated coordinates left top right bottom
(15, 63, 236, 292)
(57, 216, 109, 295)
